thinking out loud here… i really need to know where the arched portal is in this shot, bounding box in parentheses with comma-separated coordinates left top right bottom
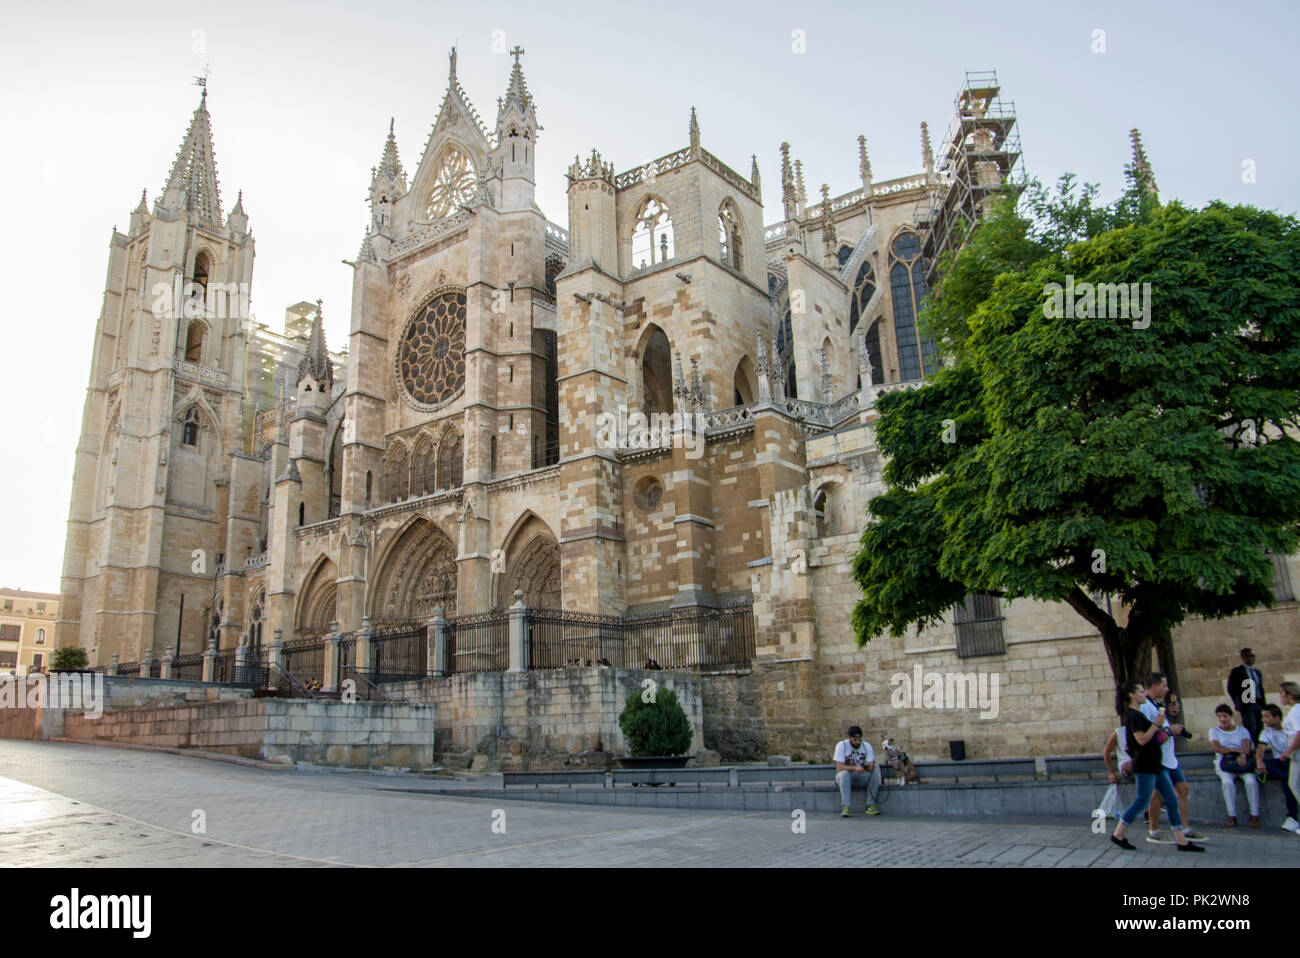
(297, 557, 339, 634)
(370, 518, 458, 623)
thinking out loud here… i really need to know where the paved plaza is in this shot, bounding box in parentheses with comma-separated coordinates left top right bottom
(0, 741, 1296, 868)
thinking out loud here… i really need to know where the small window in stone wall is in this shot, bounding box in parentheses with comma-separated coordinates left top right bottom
(953, 594, 1005, 658)
(0, 651, 15, 669)
(633, 476, 664, 511)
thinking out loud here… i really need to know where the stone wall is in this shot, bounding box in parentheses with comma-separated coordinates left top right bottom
(389, 666, 703, 771)
(61, 697, 435, 767)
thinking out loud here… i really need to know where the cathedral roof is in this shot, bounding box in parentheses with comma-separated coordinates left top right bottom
(158, 90, 223, 228)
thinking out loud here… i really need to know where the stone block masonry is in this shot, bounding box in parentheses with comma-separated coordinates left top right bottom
(61, 698, 435, 767)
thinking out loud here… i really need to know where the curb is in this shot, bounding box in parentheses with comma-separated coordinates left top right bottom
(48, 737, 294, 771)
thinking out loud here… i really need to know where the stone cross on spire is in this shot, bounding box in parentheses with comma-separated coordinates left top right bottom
(510, 45, 525, 65)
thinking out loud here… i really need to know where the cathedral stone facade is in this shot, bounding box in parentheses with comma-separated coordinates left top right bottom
(58, 52, 1300, 762)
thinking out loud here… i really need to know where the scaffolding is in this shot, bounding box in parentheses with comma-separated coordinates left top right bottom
(918, 70, 1024, 283)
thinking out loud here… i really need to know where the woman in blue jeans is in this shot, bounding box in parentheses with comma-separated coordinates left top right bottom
(1111, 681, 1205, 852)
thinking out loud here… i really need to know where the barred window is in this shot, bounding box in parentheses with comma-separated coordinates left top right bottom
(953, 593, 1005, 658)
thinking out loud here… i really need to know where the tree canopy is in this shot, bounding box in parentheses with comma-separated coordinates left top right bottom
(852, 174, 1300, 683)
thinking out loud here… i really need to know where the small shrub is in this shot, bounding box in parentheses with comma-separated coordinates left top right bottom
(618, 687, 692, 756)
(51, 647, 88, 671)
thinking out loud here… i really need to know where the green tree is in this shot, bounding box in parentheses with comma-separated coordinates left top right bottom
(51, 646, 89, 671)
(852, 176, 1300, 684)
(618, 687, 693, 756)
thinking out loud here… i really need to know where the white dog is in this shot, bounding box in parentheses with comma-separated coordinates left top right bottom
(881, 737, 920, 786)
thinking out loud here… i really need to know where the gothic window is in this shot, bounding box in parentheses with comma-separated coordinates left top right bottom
(437, 432, 463, 490)
(849, 261, 875, 336)
(248, 592, 265, 653)
(397, 291, 467, 409)
(837, 244, 854, 267)
(411, 442, 431, 498)
(182, 407, 200, 447)
(424, 147, 477, 220)
(889, 231, 939, 381)
(387, 448, 409, 502)
(862, 320, 883, 386)
(733, 356, 756, 406)
(365, 470, 373, 505)
(632, 197, 674, 269)
(640, 326, 673, 415)
(812, 488, 829, 538)
(327, 424, 343, 518)
(718, 200, 743, 270)
(184, 321, 205, 363)
(953, 594, 1006, 658)
(298, 502, 305, 526)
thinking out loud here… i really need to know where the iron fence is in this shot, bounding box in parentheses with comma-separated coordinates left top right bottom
(172, 653, 205, 681)
(527, 609, 624, 669)
(527, 603, 755, 670)
(369, 625, 427, 683)
(446, 610, 509, 673)
(212, 649, 237, 684)
(620, 603, 755, 669)
(281, 637, 326, 686)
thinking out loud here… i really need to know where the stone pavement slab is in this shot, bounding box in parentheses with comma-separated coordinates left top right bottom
(1, 740, 1296, 868)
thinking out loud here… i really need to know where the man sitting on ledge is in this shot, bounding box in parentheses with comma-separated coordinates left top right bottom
(835, 725, 881, 817)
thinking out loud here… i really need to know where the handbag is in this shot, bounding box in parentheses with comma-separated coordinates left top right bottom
(1218, 749, 1252, 774)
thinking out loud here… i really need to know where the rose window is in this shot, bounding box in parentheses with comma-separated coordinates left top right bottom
(424, 148, 476, 220)
(397, 291, 467, 408)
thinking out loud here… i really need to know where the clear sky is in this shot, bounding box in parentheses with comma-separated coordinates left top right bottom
(1, 0, 1296, 593)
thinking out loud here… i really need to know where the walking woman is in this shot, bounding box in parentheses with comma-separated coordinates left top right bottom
(1111, 681, 1205, 852)
(1279, 682, 1300, 821)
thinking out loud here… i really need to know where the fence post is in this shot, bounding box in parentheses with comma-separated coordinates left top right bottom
(139, 650, 152, 678)
(110, 652, 120, 676)
(431, 607, 448, 677)
(508, 590, 528, 672)
(357, 616, 373, 676)
(160, 645, 175, 681)
(324, 621, 341, 691)
(269, 629, 284, 688)
(202, 639, 216, 683)
(235, 636, 248, 676)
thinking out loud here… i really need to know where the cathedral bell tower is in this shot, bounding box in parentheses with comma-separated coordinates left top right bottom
(58, 87, 254, 663)
(493, 46, 539, 213)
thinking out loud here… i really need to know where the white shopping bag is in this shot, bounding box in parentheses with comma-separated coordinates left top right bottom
(1098, 783, 1120, 818)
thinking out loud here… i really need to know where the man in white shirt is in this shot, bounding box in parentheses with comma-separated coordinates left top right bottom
(1278, 682, 1300, 833)
(834, 725, 881, 817)
(1256, 703, 1299, 832)
(1142, 673, 1206, 842)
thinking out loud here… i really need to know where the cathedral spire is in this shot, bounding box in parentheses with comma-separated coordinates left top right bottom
(921, 121, 935, 179)
(495, 44, 539, 139)
(689, 106, 700, 157)
(297, 300, 333, 392)
(750, 154, 761, 194)
(376, 118, 405, 183)
(780, 142, 796, 221)
(1129, 128, 1158, 198)
(858, 134, 874, 195)
(159, 90, 223, 227)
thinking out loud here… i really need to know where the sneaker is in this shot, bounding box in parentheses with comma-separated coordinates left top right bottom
(1177, 841, 1206, 853)
(864, 804, 881, 816)
(841, 805, 851, 818)
(1110, 835, 1136, 850)
(1282, 817, 1300, 833)
(1184, 830, 1208, 841)
(1146, 832, 1174, 844)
